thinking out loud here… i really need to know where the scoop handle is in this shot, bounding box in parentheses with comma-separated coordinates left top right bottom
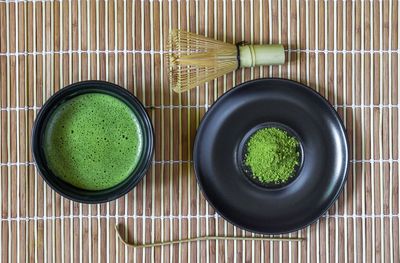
(239, 44, 285, 67)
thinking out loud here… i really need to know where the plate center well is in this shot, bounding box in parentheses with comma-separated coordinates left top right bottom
(237, 122, 305, 189)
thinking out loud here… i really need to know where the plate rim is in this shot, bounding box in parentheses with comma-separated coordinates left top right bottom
(193, 78, 350, 234)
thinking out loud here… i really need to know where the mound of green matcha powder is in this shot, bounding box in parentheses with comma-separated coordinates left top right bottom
(244, 127, 300, 184)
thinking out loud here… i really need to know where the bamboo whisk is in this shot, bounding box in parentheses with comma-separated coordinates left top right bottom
(168, 30, 285, 93)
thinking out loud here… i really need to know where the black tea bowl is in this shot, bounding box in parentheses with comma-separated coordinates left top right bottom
(32, 81, 154, 203)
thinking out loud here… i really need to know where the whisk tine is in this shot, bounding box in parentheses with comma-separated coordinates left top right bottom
(169, 30, 234, 51)
(168, 29, 238, 92)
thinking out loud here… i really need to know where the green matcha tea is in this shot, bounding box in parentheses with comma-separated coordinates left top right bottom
(43, 93, 143, 191)
(244, 127, 299, 184)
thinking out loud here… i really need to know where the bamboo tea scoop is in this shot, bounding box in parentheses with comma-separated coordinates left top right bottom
(115, 224, 304, 248)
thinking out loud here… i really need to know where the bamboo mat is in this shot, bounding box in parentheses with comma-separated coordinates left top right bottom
(0, 0, 399, 262)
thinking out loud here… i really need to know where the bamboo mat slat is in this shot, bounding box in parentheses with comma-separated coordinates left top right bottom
(0, 0, 399, 262)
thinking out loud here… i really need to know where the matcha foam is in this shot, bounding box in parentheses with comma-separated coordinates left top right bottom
(43, 93, 143, 191)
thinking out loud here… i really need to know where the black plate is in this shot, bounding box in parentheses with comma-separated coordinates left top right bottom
(193, 78, 349, 234)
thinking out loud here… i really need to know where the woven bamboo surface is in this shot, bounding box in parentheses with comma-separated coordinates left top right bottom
(1, 0, 399, 262)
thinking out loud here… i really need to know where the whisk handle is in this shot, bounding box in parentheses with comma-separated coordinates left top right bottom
(239, 44, 285, 67)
